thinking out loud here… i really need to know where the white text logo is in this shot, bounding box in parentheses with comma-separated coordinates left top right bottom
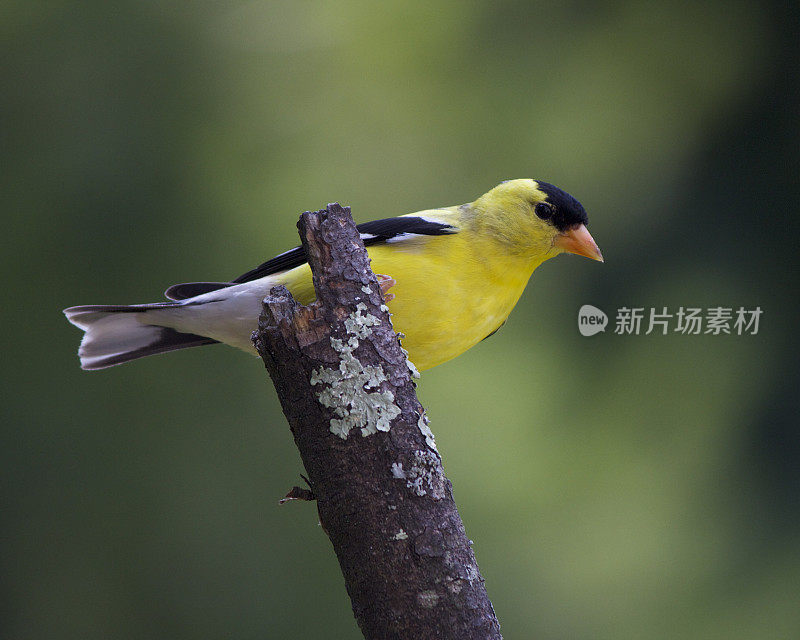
(577, 306, 763, 336)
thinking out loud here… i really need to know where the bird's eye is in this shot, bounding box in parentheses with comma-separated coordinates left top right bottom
(534, 202, 553, 220)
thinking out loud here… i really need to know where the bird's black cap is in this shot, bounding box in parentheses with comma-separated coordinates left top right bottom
(537, 181, 589, 232)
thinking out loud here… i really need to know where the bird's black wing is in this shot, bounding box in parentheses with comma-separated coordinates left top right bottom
(165, 216, 457, 299)
(355, 216, 457, 244)
(230, 216, 457, 285)
(229, 246, 308, 284)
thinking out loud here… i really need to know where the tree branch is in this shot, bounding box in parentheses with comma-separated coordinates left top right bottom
(252, 203, 502, 640)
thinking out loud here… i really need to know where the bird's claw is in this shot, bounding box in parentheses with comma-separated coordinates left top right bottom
(375, 274, 396, 303)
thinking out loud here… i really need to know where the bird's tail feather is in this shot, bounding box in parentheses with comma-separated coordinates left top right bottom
(64, 304, 218, 370)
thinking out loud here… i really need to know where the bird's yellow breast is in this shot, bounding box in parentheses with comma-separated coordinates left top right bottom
(276, 223, 541, 371)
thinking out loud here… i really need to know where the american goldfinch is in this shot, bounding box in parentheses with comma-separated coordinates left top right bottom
(64, 179, 602, 371)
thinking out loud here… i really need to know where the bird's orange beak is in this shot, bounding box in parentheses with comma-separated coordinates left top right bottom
(554, 224, 603, 262)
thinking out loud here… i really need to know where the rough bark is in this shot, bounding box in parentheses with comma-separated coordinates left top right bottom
(252, 203, 502, 640)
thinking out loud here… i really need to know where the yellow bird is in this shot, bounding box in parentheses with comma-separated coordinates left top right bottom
(64, 179, 602, 371)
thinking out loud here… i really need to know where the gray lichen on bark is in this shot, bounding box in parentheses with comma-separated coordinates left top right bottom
(309, 302, 401, 438)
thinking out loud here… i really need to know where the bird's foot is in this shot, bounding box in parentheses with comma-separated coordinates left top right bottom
(375, 274, 396, 303)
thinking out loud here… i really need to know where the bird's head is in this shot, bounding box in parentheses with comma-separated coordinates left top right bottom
(473, 178, 603, 263)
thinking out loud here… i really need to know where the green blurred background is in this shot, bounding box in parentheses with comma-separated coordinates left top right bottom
(3, 1, 798, 638)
